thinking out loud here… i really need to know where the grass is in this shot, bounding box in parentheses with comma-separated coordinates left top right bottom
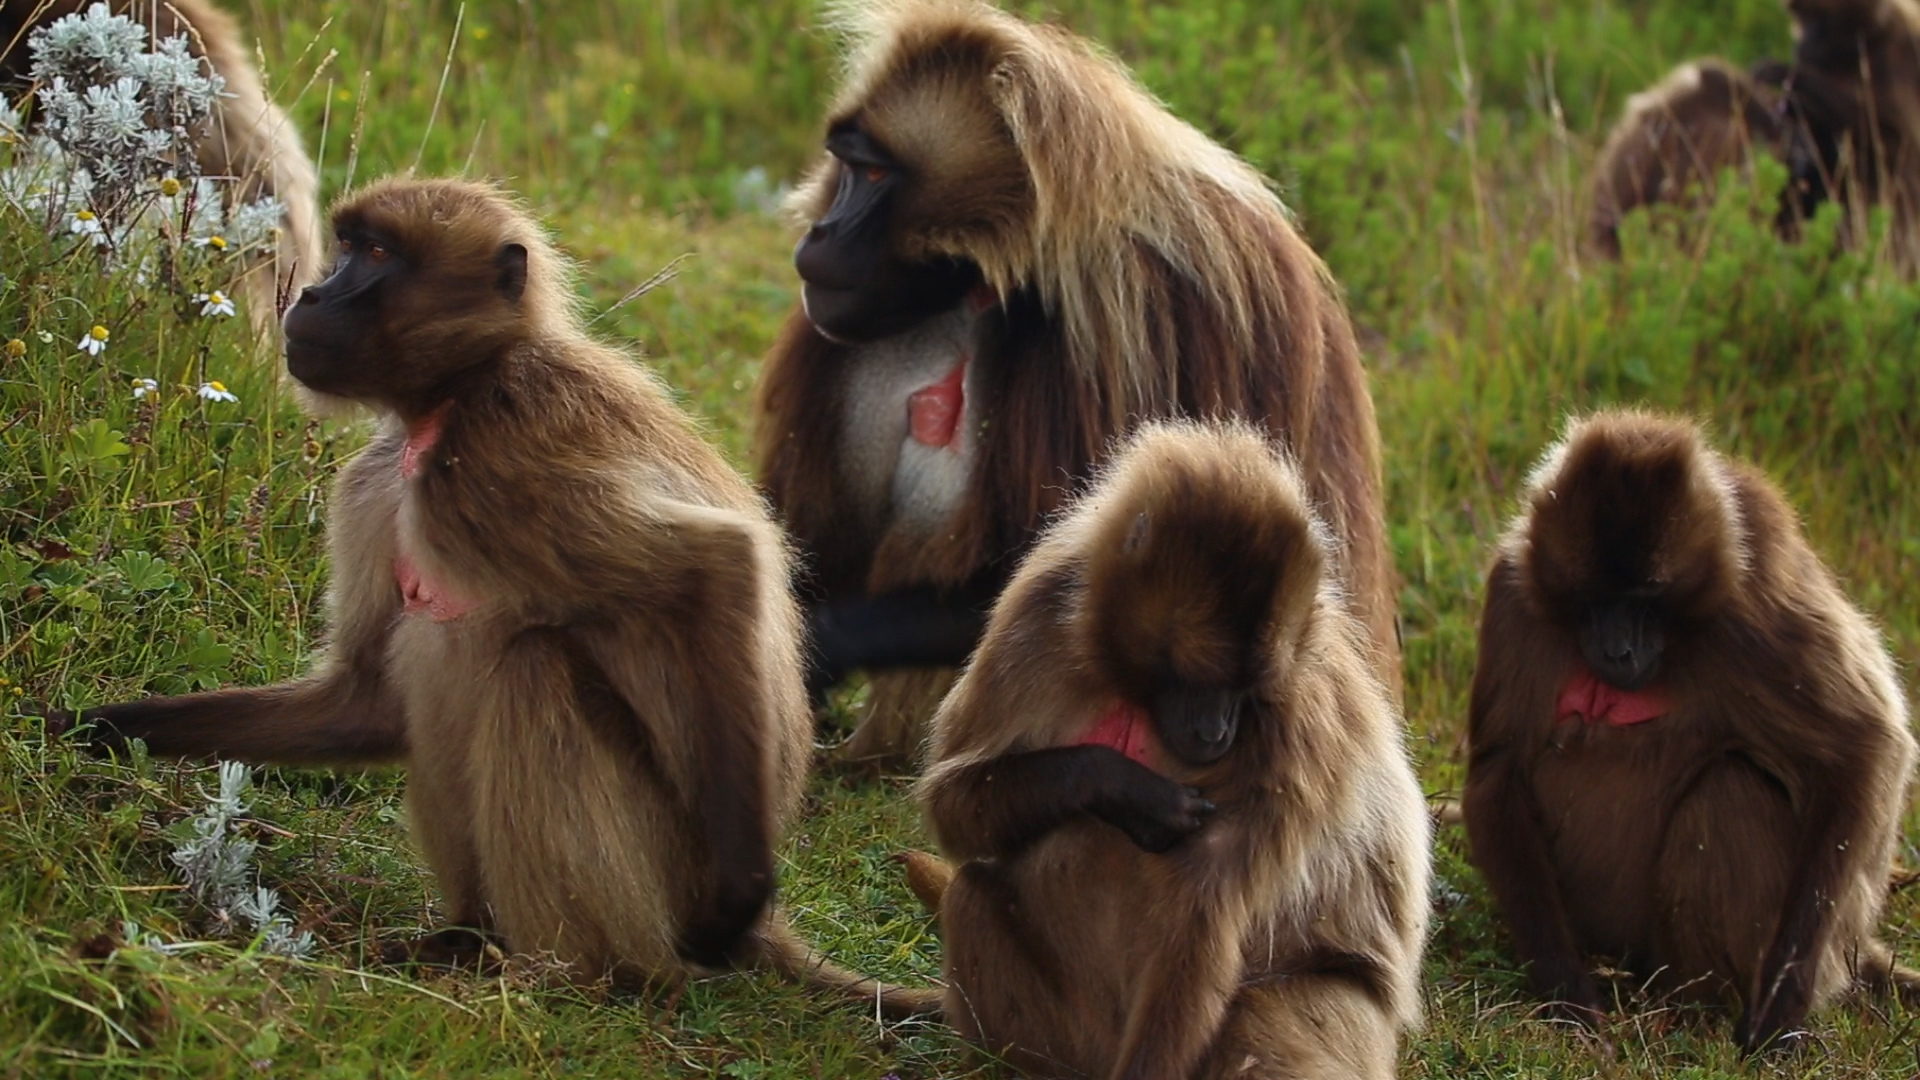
(2, 0, 1917, 1076)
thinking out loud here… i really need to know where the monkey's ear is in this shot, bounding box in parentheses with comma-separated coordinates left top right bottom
(495, 242, 529, 303)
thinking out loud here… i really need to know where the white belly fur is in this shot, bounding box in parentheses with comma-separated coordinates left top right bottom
(838, 302, 991, 534)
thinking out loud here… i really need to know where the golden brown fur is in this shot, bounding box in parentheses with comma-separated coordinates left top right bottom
(1589, 59, 1789, 256)
(0, 0, 323, 327)
(1464, 410, 1919, 1049)
(916, 421, 1429, 1079)
(62, 179, 936, 1016)
(757, 0, 1395, 763)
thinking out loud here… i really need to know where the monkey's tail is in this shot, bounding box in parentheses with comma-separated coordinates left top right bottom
(895, 850, 957, 917)
(753, 908, 945, 1021)
(1888, 965, 1920, 1005)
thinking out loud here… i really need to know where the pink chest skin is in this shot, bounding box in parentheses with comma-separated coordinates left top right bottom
(904, 285, 998, 450)
(908, 359, 967, 448)
(393, 410, 478, 622)
(1554, 668, 1671, 727)
(1074, 699, 1160, 769)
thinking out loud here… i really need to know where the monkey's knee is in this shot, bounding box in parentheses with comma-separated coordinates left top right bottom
(1204, 977, 1398, 1080)
(939, 861, 1064, 1044)
(1655, 757, 1795, 998)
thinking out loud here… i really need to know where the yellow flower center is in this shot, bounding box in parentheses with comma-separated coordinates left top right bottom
(209, 292, 226, 304)
(75, 209, 96, 222)
(4, 339, 23, 357)
(209, 381, 228, 393)
(159, 177, 181, 197)
(89, 325, 109, 341)
(208, 235, 228, 250)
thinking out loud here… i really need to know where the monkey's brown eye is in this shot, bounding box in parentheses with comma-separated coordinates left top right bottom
(337, 238, 352, 254)
(865, 166, 888, 183)
(366, 243, 389, 262)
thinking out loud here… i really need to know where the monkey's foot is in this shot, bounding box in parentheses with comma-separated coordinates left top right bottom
(895, 850, 955, 916)
(380, 927, 504, 974)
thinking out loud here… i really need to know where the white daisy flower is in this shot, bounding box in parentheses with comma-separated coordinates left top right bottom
(69, 207, 103, 238)
(77, 324, 109, 356)
(195, 290, 235, 318)
(197, 380, 237, 403)
(131, 377, 158, 399)
(192, 234, 230, 252)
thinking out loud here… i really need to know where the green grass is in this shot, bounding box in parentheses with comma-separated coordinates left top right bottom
(3, 0, 1918, 1076)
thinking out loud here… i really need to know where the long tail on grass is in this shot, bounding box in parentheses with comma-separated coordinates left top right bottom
(895, 850, 957, 917)
(1890, 862, 1919, 893)
(1889, 965, 1920, 1004)
(751, 907, 944, 1020)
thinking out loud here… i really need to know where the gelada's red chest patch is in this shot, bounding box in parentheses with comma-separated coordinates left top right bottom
(400, 407, 447, 480)
(1555, 668, 1671, 726)
(1073, 699, 1158, 767)
(393, 408, 477, 621)
(908, 358, 966, 448)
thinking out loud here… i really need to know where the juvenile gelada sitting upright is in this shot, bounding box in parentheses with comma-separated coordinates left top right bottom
(57, 178, 934, 1014)
(911, 421, 1431, 1080)
(1465, 410, 1919, 1051)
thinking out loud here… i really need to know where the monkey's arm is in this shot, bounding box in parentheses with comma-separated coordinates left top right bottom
(1462, 749, 1601, 1018)
(1108, 872, 1251, 1080)
(55, 444, 408, 764)
(921, 746, 1212, 860)
(576, 506, 783, 968)
(804, 578, 999, 700)
(61, 641, 407, 765)
(1736, 716, 1908, 1052)
(1464, 569, 1601, 1018)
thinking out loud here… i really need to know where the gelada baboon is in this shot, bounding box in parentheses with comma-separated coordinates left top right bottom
(1588, 59, 1790, 256)
(915, 421, 1430, 1079)
(1465, 410, 1919, 1051)
(757, 0, 1397, 763)
(1779, 0, 1920, 269)
(1592, 1, 1920, 268)
(1, 0, 323, 321)
(55, 178, 936, 1015)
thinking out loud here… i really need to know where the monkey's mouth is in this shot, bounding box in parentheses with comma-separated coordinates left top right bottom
(282, 338, 342, 389)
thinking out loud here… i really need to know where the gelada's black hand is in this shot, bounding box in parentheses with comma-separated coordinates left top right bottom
(1735, 957, 1814, 1055)
(1089, 766, 1215, 854)
(675, 864, 774, 968)
(1542, 993, 1605, 1030)
(804, 605, 857, 705)
(1529, 964, 1605, 1029)
(1735, 1000, 1810, 1056)
(37, 706, 77, 739)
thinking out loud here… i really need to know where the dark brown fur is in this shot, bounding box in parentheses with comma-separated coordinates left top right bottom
(0, 0, 323, 324)
(1464, 410, 1919, 1050)
(917, 421, 1429, 1079)
(1782, 0, 1920, 268)
(60, 179, 937, 1016)
(1589, 59, 1789, 256)
(757, 0, 1396, 761)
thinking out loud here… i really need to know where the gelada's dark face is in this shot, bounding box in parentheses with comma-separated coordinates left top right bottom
(281, 229, 405, 398)
(792, 125, 980, 343)
(1579, 593, 1666, 691)
(1152, 685, 1250, 766)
